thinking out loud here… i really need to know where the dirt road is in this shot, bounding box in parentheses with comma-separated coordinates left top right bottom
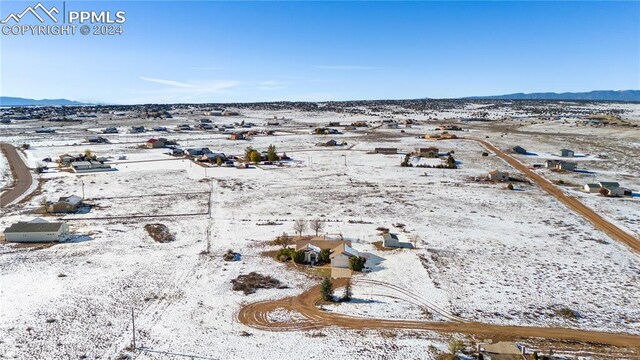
(238, 279, 640, 349)
(474, 139, 640, 254)
(0, 143, 32, 208)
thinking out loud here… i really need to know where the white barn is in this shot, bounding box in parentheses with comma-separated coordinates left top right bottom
(3, 218, 69, 243)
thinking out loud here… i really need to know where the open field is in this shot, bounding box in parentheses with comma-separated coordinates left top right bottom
(1, 100, 639, 359)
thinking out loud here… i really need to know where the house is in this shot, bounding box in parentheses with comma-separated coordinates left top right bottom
(330, 243, 360, 269)
(316, 139, 345, 147)
(556, 161, 577, 171)
(424, 133, 442, 140)
(544, 159, 561, 168)
(35, 127, 55, 133)
(172, 148, 184, 156)
(176, 124, 192, 131)
(59, 154, 76, 165)
(130, 126, 145, 133)
(48, 195, 83, 213)
(415, 147, 439, 157)
(381, 232, 413, 248)
(87, 136, 109, 143)
(436, 124, 462, 131)
(71, 161, 112, 173)
(374, 148, 398, 154)
(584, 183, 602, 193)
(488, 170, 509, 181)
(439, 132, 458, 140)
(184, 148, 212, 157)
(301, 243, 322, 264)
(3, 218, 69, 243)
(295, 239, 352, 252)
(145, 138, 166, 149)
(152, 126, 168, 132)
(102, 127, 118, 134)
(599, 181, 625, 197)
(229, 133, 246, 140)
(560, 149, 575, 157)
(512, 146, 527, 154)
(200, 152, 227, 163)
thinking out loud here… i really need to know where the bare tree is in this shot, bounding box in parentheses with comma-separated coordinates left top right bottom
(310, 218, 324, 237)
(274, 232, 293, 248)
(293, 219, 307, 238)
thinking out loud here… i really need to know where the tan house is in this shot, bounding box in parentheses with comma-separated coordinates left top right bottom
(47, 195, 83, 213)
(329, 243, 360, 269)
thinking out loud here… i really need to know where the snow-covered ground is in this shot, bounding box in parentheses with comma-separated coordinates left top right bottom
(1, 102, 639, 359)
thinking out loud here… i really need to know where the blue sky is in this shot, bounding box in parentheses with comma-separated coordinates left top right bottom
(1, 1, 639, 104)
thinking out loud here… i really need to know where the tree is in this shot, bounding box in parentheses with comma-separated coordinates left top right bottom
(348, 256, 367, 272)
(342, 278, 352, 301)
(529, 352, 539, 360)
(274, 232, 292, 249)
(267, 144, 278, 162)
(319, 248, 330, 264)
(320, 277, 334, 302)
(293, 219, 307, 237)
(448, 339, 464, 355)
(293, 250, 306, 264)
(400, 154, 411, 167)
(446, 155, 457, 169)
(309, 218, 324, 236)
(244, 146, 255, 160)
(507, 183, 514, 190)
(84, 149, 94, 159)
(250, 150, 261, 164)
(216, 157, 223, 166)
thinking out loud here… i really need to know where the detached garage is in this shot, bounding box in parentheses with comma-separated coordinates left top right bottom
(3, 218, 69, 243)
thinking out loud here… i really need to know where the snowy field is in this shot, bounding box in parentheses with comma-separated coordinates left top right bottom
(1, 102, 639, 359)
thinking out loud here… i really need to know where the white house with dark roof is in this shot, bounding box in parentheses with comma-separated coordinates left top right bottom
(3, 218, 69, 243)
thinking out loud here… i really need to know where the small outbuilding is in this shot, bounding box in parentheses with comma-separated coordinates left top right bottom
(560, 149, 575, 157)
(488, 170, 509, 181)
(48, 195, 83, 213)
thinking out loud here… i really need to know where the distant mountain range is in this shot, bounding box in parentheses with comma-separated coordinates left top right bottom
(0, 97, 89, 106)
(464, 90, 640, 102)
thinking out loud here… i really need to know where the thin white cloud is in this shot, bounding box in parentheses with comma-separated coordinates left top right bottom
(314, 65, 382, 70)
(258, 80, 285, 90)
(139, 76, 198, 88)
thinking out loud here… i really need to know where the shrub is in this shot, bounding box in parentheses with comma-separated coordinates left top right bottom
(507, 183, 514, 190)
(276, 248, 296, 262)
(231, 272, 283, 295)
(349, 256, 367, 272)
(320, 277, 334, 301)
(292, 250, 306, 264)
(319, 248, 331, 264)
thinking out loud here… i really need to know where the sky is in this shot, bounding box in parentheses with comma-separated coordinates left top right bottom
(1, 1, 639, 104)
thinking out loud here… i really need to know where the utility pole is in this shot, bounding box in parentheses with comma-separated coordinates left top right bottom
(131, 308, 136, 352)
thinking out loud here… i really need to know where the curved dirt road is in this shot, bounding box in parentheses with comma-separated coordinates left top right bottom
(238, 279, 640, 349)
(0, 143, 33, 207)
(474, 139, 640, 254)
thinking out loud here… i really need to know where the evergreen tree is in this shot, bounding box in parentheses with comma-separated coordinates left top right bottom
(342, 278, 352, 301)
(320, 278, 334, 301)
(267, 144, 278, 161)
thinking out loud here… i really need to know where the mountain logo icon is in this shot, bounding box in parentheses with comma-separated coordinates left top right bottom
(1, 2, 59, 24)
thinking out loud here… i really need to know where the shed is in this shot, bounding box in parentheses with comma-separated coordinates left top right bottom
(560, 149, 575, 157)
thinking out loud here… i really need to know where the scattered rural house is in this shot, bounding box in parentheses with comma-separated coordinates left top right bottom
(145, 138, 166, 149)
(184, 148, 212, 157)
(71, 161, 113, 173)
(35, 127, 55, 133)
(130, 126, 145, 133)
(488, 170, 509, 181)
(199, 152, 227, 163)
(424, 132, 457, 140)
(556, 161, 577, 171)
(295, 239, 352, 252)
(374, 148, 398, 154)
(177, 124, 192, 131)
(477, 342, 525, 357)
(200, 118, 212, 123)
(436, 124, 462, 131)
(545, 160, 576, 171)
(0, 118, 11, 124)
(198, 123, 213, 130)
(560, 148, 575, 157)
(313, 127, 342, 135)
(47, 195, 83, 213)
(87, 136, 109, 143)
(584, 183, 602, 193)
(229, 133, 246, 140)
(512, 145, 527, 154)
(102, 127, 118, 134)
(381, 232, 413, 248)
(316, 139, 345, 147)
(330, 243, 360, 269)
(597, 181, 631, 197)
(152, 126, 168, 132)
(3, 218, 69, 243)
(172, 148, 184, 156)
(415, 147, 439, 157)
